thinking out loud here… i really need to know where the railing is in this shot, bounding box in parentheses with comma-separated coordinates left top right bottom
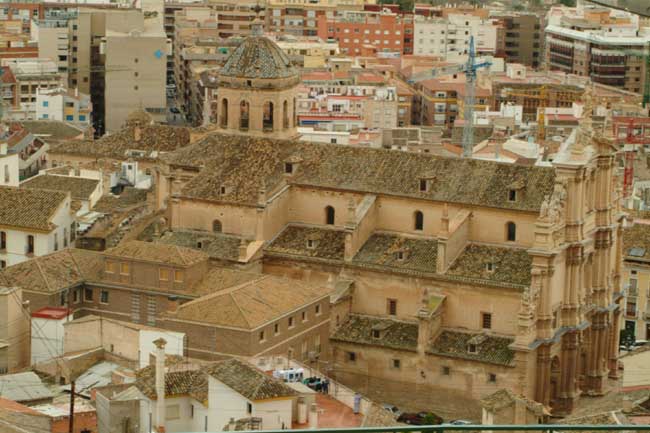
(180, 425, 650, 433)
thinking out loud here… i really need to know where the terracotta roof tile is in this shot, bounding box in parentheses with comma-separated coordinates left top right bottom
(446, 243, 532, 286)
(154, 230, 249, 262)
(428, 330, 515, 367)
(104, 240, 208, 267)
(0, 186, 68, 231)
(266, 225, 346, 260)
(331, 314, 418, 352)
(164, 134, 555, 212)
(623, 223, 650, 261)
(352, 233, 438, 273)
(21, 175, 99, 201)
(170, 275, 328, 329)
(220, 36, 298, 80)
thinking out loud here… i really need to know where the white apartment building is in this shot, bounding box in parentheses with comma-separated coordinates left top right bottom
(36, 87, 92, 125)
(413, 13, 499, 62)
(0, 141, 19, 188)
(2, 58, 63, 120)
(0, 186, 74, 268)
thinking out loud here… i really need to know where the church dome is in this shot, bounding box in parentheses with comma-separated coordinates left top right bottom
(218, 22, 299, 86)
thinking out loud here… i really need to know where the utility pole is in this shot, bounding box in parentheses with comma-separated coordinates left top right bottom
(69, 381, 75, 433)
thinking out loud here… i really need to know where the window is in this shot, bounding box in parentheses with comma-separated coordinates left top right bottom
(274, 323, 279, 335)
(65, 115, 74, 121)
(285, 162, 294, 174)
(79, 115, 86, 122)
(307, 239, 315, 249)
(240, 101, 250, 129)
(63, 228, 68, 247)
(259, 330, 265, 342)
(482, 312, 492, 329)
(246, 403, 252, 414)
(302, 311, 307, 322)
(468, 343, 477, 353)
(392, 359, 401, 369)
(387, 299, 397, 316)
(73, 288, 80, 303)
(100, 290, 109, 304)
(213, 220, 222, 233)
(54, 233, 59, 251)
(4, 165, 9, 184)
(442, 366, 450, 375)
(27, 235, 34, 254)
(42, 101, 49, 107)
(488, 373, 496, 383)
(190, 404, 194, 419)
(372, 330, 380, 339)
(288, 316, 294, 328)
(315, 304, 321, 315)
(506, 222, 516, 242)
(263, 101, 274, 131)
(485, 263, 494, 272)
(159, 268, 170, 281)
(120, 262, 130, 276)
(60, 290, 67, 306)
(325, 206, 335, 225)
(0, 260, 5, 269)
(105, 262, 115, 274)
(347, 351, 356, 362)
(414, 211, 424, 231)
(174, 270, 184, 283)
(0, 231, 5, 250)
(330, 138, 337, 144)
(508, 189, 517, 202)
(84, 288, 93, 302)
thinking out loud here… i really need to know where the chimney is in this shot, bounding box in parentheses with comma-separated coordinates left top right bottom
(308, 403, 318, 429)
(153, 338, 167, 433)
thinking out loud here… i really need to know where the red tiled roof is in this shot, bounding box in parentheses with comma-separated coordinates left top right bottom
(0, 398, 45, 416)
(0, 66, 16, 84)
(31, 306, 72, 320)
(547, 114, 578, 122)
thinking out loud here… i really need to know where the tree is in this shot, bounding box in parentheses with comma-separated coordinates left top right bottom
(559, 0, 577, 6)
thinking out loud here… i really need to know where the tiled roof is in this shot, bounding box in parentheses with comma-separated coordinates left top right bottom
(93, 188, 148, 213)
(428, 330, 515, 367)
(331, 314, 418, 352)
(21, 175, 100, 201)
(171, 275, 327, 329)
(163, 133, 555, 211)
(155, 230, 249, 262)
(446, 243, 532, 286)
(0, 66, 16, 84)
(220, 36, 299, 80)
(0, 249, 103, 294)
(266, 225, 346, 261)
(104, 240, 208, 267)
(135, 366, 206, 400)
(623, 223, 650, 261)
(352, 233, 438, 273)
(190, 267, 262, 298)
(204, 358, 297, 401)
(17, 121, 85, 140)
(0, 186, 67, 231)
(48, 123, 191, 160)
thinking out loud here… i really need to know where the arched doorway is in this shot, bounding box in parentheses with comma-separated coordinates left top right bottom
(240, 101, 249, 130)
(220, 98, 228, 128)
(263, 101, 274, 131)
(283, 100, 289, 129)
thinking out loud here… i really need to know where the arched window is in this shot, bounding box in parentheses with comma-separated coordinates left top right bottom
(414, 211, 424, 231)
(506, 222, 516, 242)
(0, 231, 5, 250)
(325, 206, 335, 225)
(263, 101, 274, 131)
(213, 220, 223, 233)
(240, 101, 249, 130)
(220, 98, 228, 128)
(283, 100, 289, 129)
(27, 235, 34, 254)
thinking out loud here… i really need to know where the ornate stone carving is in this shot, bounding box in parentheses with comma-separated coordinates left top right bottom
(539, 181, 567, 225)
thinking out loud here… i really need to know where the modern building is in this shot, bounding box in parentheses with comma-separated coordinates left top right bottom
(35, 87, 91, 125)
(491, 13, 543, 69)
(316, 9, 414, 56)
(621, 221, 650, 342)
(267, 0, 369, 37)
(2, 58, 63, 120)
(0, 186, 74, 267)
(31, 10, 76, 84)
(413, 13, 500, 61)
(545, 5, 650, 93)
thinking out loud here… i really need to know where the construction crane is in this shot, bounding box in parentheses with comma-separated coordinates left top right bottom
(408, 36, 491, 157)
(617, 118, 648, 198)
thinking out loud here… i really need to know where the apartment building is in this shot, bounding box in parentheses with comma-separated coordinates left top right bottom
(0, 22, 38, 60)
(0, 66, 18, 113)
(413, 13, 500, 61)
(0, 287, 30, 373)
(0, 186, 73, 267)
(491, 13, 543, 69)
(2, 58, 63, 120)
(31, 10, 74, 83)
(35, 87, 91, 125)
(0, 3, 44, 34)
(267, 0, 368, 37)
(622, 222, 650, 343)
(316, 9, 414, 56)
(275, 35, 340, 68)
(545, 5, 650, 93)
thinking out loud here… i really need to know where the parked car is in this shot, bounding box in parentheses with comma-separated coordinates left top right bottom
(170, 107, 180, 114)
(446, 419, 473, 426)
(382, 404, 401, 418)
(397, 412, 443, 425)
